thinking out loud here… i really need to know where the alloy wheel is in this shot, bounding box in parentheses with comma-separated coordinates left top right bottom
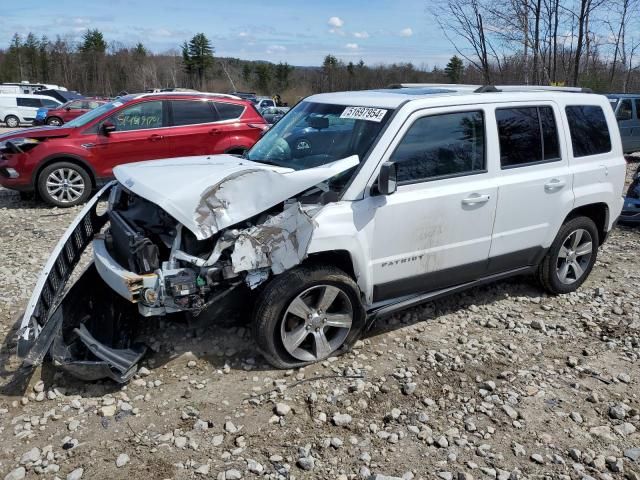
(556, 228, 593, 285)
(280, 285, 353, 361)
(45, 167, 85, 204)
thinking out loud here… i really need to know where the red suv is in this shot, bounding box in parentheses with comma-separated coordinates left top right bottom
(0, 93, 267, 206)
(34, 98, 109, 126)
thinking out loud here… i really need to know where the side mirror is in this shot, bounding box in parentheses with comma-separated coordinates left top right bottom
(377, 161, 398, 195)
(101, 121, 116, 135)
(65, 107, 71, 111)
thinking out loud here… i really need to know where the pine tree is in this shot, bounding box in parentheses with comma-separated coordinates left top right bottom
(241, 64, 252, 85)
(5, 34, 24, 80)
(38, 36, 50, 82)
(80, 29, 107, 93)
(444, 55, 464, 83)
(254, 63, 272, 93)
(274, 62, 293, 91)
(181, 33, 214, 89)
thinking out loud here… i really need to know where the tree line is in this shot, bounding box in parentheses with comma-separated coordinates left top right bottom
(1, 0, 639, 105)
(432, 0, 640, 91)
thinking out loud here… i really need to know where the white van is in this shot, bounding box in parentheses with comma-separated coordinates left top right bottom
(0, 94, 62, 127)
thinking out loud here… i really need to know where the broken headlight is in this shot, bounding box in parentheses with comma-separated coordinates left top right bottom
(0, 137, 40, 154)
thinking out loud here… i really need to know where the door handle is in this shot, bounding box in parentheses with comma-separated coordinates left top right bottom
(461, 193, 491, 205)
(209, 128, 221, 135)
(544, 178, 566, 191)
(148, 134, 164, 142)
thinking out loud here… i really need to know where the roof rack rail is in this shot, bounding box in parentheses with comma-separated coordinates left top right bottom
(135, 91, 242, 100)
(387, 83, 480, 91)
(474, 85, 593, 93)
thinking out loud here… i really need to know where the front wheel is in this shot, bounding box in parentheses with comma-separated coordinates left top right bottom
(253, 265, 366, 368)
(4, 115, 19, 128)
(538, 216, 599, 294)
(37, 162, 92, 207)
(46, 117, 63, 126)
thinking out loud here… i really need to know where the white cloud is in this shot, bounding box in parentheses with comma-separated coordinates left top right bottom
(328, 16, 344, 28)
(399, 27, 413, 37)
(353, 31, 369, 39)
(238, 32, 249, 37)
(345, 43, 359, 50)
(266, 45, 287, 54)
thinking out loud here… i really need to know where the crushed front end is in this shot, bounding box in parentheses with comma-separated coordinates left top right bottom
(16, 155, 357, 382)
(97, 183, 315, 319)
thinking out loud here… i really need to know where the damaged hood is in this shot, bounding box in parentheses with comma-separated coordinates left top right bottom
(114, 154, 359, 240)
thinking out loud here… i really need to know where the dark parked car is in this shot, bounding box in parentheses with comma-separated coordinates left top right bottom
(0, 92, 267, 206)
(620, 164, 640, 224)
(607, 94, 640, 153)
(261, 106, 290, 124)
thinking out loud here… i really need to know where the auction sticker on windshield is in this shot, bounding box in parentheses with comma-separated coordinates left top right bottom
(340, 106, 388, 122)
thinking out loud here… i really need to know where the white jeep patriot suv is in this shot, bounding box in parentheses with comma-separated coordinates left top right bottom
(18, 84, 626, 382)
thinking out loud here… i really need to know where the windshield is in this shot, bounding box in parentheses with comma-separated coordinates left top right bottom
(246, 101, 393, 170)
(64, 99, 122, 128)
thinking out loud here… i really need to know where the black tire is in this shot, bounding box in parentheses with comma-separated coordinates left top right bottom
(46, 117, 63, 126)
(5, 115, 19, 128)
(252, 265, 366, 369)
(537, 216, 599, 294)
(37, 161, 92, 207)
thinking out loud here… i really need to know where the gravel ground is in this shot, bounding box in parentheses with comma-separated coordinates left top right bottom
(0, 164, 638, 480)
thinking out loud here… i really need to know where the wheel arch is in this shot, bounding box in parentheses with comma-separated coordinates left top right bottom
(4, 114, 19, 125)
(564, 202, 609, 245)
(303, 250, 358, 283)
(224, 146, 248, 155)
(34, 154, 97, 190)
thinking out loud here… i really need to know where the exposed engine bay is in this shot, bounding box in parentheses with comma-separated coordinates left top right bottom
(101, 183, 316, 317)
(16, 155, 359, 383)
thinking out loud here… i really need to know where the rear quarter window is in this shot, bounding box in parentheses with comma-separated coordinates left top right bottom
(214, 102, 245, 121)
(565, 105, 612, 157)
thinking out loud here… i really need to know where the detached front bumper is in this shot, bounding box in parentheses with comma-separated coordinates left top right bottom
(17, 182, 147, 383)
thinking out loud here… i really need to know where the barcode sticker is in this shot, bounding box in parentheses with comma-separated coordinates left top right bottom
(340, 106, 388, 122)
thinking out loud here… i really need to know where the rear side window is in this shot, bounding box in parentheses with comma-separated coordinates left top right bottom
(17, 97, 42, 108)
(214, 102, 245, 121)
(170, 100, 218, 126)
(496, 106, 560, 168)
(391, 110, 485, 183)
(565, 105, 612, 157)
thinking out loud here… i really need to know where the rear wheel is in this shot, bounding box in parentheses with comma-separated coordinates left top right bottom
(253, 265, 365, 368)
(46, 117, 63, 126)
(4, 115, 19, 128)
(37, 162, 92, 207)
(538, 216, 599, 294)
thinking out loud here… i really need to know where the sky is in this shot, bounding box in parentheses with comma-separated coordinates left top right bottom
(1, 0, 456, 67)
